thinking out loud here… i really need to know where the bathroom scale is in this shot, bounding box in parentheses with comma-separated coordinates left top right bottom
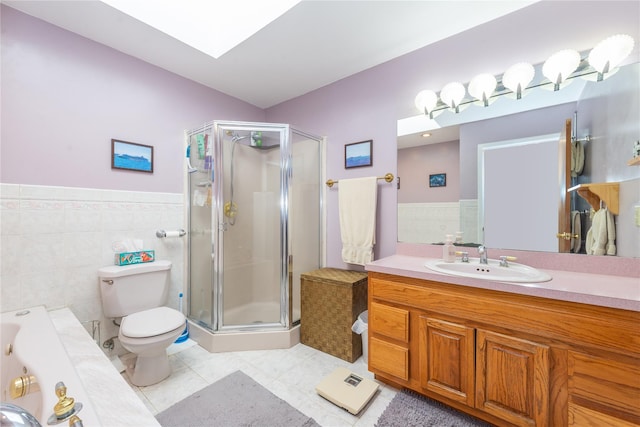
(315, 367, 379, 415)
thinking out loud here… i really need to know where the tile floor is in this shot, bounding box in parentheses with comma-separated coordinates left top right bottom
(121, 339, 399, 427)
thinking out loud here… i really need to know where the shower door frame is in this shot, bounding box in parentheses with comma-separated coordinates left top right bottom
(212, 121, 292, 333)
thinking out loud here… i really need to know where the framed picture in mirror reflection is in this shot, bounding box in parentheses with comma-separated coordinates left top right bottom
(429, 173, 446, 187)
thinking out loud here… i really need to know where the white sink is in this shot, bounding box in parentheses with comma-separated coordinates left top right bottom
(424, 258, 552, 283)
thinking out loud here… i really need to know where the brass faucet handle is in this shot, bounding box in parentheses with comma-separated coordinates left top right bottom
(54, 382, 75, 418)
(69, 415, 84, 427)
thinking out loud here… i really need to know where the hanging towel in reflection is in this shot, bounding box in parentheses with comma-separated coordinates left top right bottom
(585, 207, 616, 255)
(571, 210, 582, 253)
(571, 139, 585, 177)
(339, 177, 378, 265)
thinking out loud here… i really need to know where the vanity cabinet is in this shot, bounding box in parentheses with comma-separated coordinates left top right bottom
(367, 272, 640, 427)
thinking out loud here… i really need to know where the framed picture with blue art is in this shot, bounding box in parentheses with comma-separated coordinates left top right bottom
(111, 139, 154, 173)
(345, 139, 372, 169)
(429, 173, 446, 187)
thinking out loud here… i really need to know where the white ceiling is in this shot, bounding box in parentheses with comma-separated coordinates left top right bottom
(2, 0, 537, 109)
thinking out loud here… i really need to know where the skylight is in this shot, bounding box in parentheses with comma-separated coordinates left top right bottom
(101, 0, 301, 59)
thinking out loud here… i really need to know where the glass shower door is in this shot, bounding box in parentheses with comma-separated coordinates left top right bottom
(214, 123, 286, 330)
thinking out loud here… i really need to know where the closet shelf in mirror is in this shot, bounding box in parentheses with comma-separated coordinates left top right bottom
(568, 183, 619, 215)
(628, 157, 640, 166)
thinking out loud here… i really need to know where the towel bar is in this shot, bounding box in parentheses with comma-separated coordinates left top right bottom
(326, 173, 394, 188)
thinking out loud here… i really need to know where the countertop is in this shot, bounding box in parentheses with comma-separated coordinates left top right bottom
(366, 255, 640, 312)
(49, 308, 162, 427)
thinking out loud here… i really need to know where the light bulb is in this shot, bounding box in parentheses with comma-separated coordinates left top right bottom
(468, 73, 497, 106)
(502, 62, 535, 99)
(589, 34, 634, 80)
(543, 49, 581, 90)
(414, 90, 438, 116)
(440, 82, 466, 112)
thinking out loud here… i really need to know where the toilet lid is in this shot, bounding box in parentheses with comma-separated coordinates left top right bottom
(121, 307, 185, 338)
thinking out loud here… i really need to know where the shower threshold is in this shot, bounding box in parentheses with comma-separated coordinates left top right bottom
(188, 321, 300, 353)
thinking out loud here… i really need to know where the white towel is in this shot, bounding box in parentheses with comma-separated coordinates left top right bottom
(339, 177, 378, 265)
(571, 139, 584, 177)
(585, 207, 616, 255)
(571, 210, 581, 253)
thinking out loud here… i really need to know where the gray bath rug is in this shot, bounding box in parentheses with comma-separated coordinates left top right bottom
(375, 389, 492, 427)
(156, 370, 320, 427)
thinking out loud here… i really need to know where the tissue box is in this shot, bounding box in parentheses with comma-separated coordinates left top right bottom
(114, 250, 155, 266)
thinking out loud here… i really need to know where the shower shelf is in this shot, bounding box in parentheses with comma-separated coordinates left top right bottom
(568, 182, 619, 215)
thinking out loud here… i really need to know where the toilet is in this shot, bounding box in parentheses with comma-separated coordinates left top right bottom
(98, 260, 186, 386)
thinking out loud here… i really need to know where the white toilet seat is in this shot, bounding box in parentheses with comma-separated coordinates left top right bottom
(121, 307, 185, 338)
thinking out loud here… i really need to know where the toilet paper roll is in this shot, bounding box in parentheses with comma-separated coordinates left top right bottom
(164, 231, 182, 238)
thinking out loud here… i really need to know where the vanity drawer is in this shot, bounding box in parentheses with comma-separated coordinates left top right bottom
(569, 402, 638, 427)
(369, 336, 409, 381)
(370, 301, 409, 343)
(568, 351, 640, 421)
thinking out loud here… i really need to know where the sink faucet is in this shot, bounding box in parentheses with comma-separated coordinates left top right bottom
(478, 245, 488, 264)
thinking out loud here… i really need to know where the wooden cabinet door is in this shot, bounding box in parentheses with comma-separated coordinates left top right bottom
(476, 329, 550, 427)
(419, 316, 475, 406)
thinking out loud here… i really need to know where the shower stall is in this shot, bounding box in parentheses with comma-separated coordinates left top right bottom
(185, 121, 323, 352)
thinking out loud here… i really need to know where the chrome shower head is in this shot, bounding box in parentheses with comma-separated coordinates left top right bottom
(225, 130, 249, 143)
(232, 134, 249, 143)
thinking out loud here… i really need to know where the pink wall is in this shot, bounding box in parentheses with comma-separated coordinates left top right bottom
(0, 6, 264, 193)
(2, 1, 639, 270)
(266, 1, 639, 268)
(397, 141, 460, 203)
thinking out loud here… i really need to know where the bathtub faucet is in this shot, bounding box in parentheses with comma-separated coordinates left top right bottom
(9, 375, 40, 399)
(0, 403, 41, 427)
(47, 381, 83, 425)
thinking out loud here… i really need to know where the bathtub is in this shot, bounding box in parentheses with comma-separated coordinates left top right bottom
(1, 306, 100, 426)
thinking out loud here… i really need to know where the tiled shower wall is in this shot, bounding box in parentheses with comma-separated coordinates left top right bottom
(0, 184, 185, 347)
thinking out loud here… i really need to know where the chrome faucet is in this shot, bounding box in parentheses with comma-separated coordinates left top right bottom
(478, 245, 488, 264)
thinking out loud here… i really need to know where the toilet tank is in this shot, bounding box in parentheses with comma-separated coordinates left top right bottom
(98, 260, 172, 318)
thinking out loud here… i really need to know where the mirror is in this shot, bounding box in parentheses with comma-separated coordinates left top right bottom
(397, 62, 639, 257)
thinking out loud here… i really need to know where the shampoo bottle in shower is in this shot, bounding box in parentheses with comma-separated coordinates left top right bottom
(196, 134, 205, 159)
(443, 234, 455, 263)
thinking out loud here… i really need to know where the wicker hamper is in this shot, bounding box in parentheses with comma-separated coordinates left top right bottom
(300, 268, 368, 362)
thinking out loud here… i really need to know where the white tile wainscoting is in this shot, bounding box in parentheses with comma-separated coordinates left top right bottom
(0, 183, 185, 351)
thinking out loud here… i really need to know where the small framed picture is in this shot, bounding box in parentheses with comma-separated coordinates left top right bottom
(345, 140, 372, 169)
(111, 139, 154, 173)
(429, 173, 446, 187)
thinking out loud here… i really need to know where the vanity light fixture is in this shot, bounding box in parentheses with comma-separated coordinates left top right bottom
(414, 89, 439, 118)
(542, 49, 581, 91)
(440, 82, 466, 113)
(468, 73, 497, 106)
(502, 62, 535, 100)
(414, 34, 635, 115)
(588, 34, 635, 81)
